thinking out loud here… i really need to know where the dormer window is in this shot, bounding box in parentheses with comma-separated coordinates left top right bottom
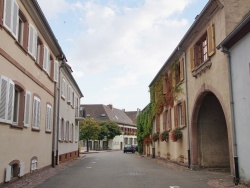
(101, 114, 106, 117)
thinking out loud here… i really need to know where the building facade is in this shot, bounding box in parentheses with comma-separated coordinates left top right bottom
(81, 104, 137, 151)
(0, 0, 65, 183)
(147, 0, 250, 183)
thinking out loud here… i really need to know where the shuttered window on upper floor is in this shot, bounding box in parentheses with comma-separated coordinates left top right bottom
(190, 23, 215, 71)
(3, 0, 19, 39)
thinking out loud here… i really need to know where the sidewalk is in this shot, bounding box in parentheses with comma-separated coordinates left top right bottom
(2, 154, 86, 188)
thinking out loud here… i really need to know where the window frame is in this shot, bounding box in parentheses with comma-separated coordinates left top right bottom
(32, 95, 41, 130)
(45, 103, 52, 133)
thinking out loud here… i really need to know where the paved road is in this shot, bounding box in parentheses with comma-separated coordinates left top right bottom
(35, 151, 238, 188)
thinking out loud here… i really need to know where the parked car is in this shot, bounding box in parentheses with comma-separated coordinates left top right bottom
(123, 144, 135, 153)
(132, 144, 138, 152)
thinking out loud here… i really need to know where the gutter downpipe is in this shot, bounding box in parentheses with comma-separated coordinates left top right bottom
(183, 51, 191, 168)
(221, 47, 239, 185)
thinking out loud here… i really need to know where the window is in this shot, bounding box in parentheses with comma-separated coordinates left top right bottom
(32, 96, 41, 130)
(0, 76, 14, 124)
(174, 101, 186, 128)
(65, 121, 69, 142)
(17, 10, 28, 50)
(54, 60, 59, 82)
(75, 97, 79, 117)
(75, 124, 78, 142)
(36, 37, 43, 67)
(67, 85, 71, 104)
(31, 159, 37, 171)
(72, 92, 75, 108)
(24, 91, 31, 127)
(163, 109, 171, 131)
(45, 104, 52, 132)
(43, 45, 50, 74)
(61, 78, 65, 99)
(190, 23, 215, 71)
(3, 0, 19, 39)
(28, 24, 38, 59)
(59, 118, 64, 141)
(12, 88, 20, 125)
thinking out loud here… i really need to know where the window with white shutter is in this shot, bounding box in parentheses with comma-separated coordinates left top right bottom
(54, 60, 59, 82)
(45, 104, 52, 132)
(58, 117, 62, 141)
(24, 91, 31, 127)
(28, 24, 38, 59)
(61, 78, 65, 98)
(43, 46, 50, 74)
(0, 76, 14, 124)
(32, 96, 41, 129)
(75, 125, 78, 142)
(3, 0, 19, 39)
(67, 85, 71, 104)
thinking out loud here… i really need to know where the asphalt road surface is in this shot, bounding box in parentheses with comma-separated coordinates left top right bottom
(36, 151, 233, 188)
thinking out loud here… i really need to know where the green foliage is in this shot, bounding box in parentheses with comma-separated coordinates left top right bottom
(136, 104, 153, 153)
(98, 124, 108, 140)
(79, 118, 100, 140)
(160, 130, 169, 142)
(99, 121, 121, 140)
(152, 133, 159, 142)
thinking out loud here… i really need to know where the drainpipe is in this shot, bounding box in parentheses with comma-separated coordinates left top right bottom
(221, 47, 239, 185)
(183, 52, 191, 168)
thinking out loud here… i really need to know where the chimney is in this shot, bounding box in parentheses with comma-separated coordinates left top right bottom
(108, 104, 113, 110)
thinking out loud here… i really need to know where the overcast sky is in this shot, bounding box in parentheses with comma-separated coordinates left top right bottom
(36, 0, 208, 111)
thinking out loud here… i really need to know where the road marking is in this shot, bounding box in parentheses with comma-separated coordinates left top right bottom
(129, 172, 146, 176)
(170, 186, 180, 188)
(91, 162, 96, 163)
(86, 167, 92, 168)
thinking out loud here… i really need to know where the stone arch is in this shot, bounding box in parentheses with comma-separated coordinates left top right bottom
(190, 85, 233, 172)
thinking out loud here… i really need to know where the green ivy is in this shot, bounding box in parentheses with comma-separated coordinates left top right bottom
(136, 103, 153, 153)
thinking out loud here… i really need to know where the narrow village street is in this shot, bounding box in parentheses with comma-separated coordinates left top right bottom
(4, 151, 248, 188)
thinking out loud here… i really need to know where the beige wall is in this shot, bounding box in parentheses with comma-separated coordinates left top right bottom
(0, 0, 57, 183)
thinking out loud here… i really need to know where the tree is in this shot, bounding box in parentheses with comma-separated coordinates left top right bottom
(97, 125, 108, 149)
(79, 118, 100, 152)
(100, 121, 121, 148)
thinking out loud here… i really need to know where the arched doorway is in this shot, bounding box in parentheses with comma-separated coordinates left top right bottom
(191, 92, 230, 170)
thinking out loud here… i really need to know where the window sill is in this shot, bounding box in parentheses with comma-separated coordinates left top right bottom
(32, 128, 40, 132)
(45, 130, 52, 134)
(61, 95, 65, 100)
(15, 41, 28, 54)
(10, 124, 24, 130)
(192, 59, 212, 78)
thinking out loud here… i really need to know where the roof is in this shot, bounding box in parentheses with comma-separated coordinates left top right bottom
(124, 111, 139, 124)
(81, 104, 135, 126)
(218, 11, 250, 50)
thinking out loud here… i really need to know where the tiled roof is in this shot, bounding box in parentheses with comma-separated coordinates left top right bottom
(124, 111, 138, 125)
(81, 104, 135, 126)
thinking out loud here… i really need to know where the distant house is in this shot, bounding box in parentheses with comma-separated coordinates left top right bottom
(219, 12, 250, 184)
(81, 104, 137, 150)
(55, 62, 84, 164)
(124, 109, 140, 125)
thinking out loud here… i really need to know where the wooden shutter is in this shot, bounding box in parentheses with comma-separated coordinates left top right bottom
(32, 97, 37, 128)
(0, 76, 8, 121)
(190, 46, 194, 71)
(172, 68, 176, 86)
(0, 0, 4, 26)
(3, 0, 12, 31)
(174, 105, 178, 127)
(19, 162, 25, 177)
(43, 46, 48, 72)
(54, 60, 59, 82)
(5, 165, 11, 182)
(180, 58, 184, 81)
(168, 109, 172, 130)
(181, 100, 186, 127)
(12, 1, 19, 39)
(163, 110, 166, 131)
(33, 30, 37, 60)
(46, 104, 52, 131)
(207, 23, 215, 56)
(24, 91, 31, 126)
(7, 79, 14, 123)
(37, 99, 41, 128)
(58, 117, 61, 140)
(28, 24, 34, 56)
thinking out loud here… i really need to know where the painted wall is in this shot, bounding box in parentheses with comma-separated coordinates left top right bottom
(229, 32, 250, 182)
